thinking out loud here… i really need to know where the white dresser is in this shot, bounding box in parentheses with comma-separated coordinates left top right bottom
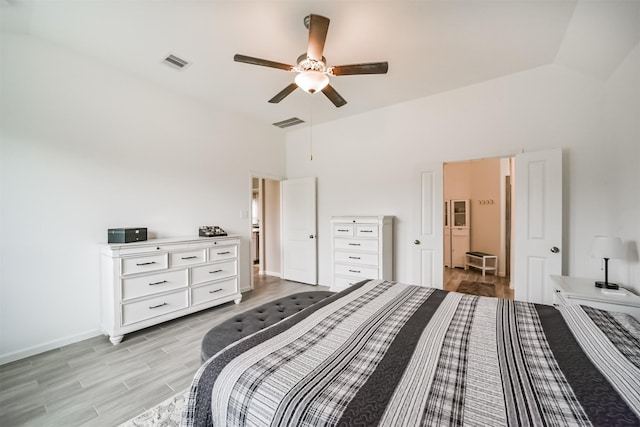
(330, 216, 393, 292)
(550, 275, 640, 320)
(100, 236, 242, 344)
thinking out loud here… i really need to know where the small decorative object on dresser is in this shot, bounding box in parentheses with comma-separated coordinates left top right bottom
(550, 275, 640, 320)
(100, 236, 242, 345)
(199, 225, 227, 237)
(330, 216, 393, 292)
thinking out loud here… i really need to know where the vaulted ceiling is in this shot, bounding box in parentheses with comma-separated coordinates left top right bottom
(2, 1, 639, 129)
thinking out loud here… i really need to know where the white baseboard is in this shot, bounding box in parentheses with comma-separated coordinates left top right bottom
(0, 329, 103, 365)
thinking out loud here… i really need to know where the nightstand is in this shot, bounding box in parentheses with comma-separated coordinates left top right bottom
(550, 275, 640, 320)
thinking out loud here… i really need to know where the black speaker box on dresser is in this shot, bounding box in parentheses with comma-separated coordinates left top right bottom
(107, 227, 147, 243)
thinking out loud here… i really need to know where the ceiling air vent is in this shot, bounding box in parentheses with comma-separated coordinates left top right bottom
(273, 117, 305, 128)
(162, 54, 190, 70)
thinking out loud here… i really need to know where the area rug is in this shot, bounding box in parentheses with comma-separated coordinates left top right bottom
(456, 280, 496, 297)
(119, 389, 188, 427)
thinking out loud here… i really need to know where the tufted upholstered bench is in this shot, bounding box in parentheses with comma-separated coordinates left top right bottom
(201, 291, 334, 364)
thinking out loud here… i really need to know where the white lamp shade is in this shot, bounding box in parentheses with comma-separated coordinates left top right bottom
(295, 71, 329, 94)
(590, 236, 625, 259)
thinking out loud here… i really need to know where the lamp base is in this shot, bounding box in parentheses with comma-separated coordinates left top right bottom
(595, 281, 619, 290)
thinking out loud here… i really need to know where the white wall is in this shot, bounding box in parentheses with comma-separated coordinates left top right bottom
(286, 62, 640, 293)
(0, 34, 286, 362)
(604, 43, 640, 289)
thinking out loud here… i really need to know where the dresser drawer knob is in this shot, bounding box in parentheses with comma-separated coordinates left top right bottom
(361, 230, 373, 233)
(181, 256, 197, 260)
(337, 229, 349, 232)
(348, 243, 361, 246)
(149, 302, 168, 309)
(136, 261, 156, 266)
(149, 280, 168, 286)
(217, 251, 231, 255)
(210, 269, 223, 274)
(349, 269, 361, 273)
(209, 288, 223, 294)
(349, 256, 361, 260)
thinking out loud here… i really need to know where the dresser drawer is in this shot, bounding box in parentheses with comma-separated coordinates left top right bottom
(121, 253, 168, 276)
(335, 264, 379, 280)
(121, 269, 188, 301)
(334, 238, 379, 252)
(170, 249, 206, 268)
(191, 277, 238, 306)
(355, 225, 378, 237)
(333, 276, 363, 289)
(335, 251, 379, 266)
(333, 224, 354, 236)
(121, 290, 188, 326)
(191, 260, 237, 285)
(208, 245, 237, 262)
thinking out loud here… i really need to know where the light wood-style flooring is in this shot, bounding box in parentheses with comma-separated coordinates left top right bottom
(0, 270, 510, 426)
(0, 275, 328, 426)
(444, 266, 513, 299)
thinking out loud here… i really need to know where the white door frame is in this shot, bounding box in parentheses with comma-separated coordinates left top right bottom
(421, 149, 562, 299)
(249, 172, 284, 291)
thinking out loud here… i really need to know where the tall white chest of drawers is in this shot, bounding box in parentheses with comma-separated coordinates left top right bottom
(100, 236, 242, 344)
(330, 216, 393, 292)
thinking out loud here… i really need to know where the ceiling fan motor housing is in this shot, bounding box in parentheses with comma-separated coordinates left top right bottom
(296, 54, 327, 72)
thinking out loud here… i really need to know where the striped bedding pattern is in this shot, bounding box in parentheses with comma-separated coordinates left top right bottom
(183, 279, 640, 426)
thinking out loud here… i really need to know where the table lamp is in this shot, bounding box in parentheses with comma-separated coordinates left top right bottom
(590, 236, 625, 289)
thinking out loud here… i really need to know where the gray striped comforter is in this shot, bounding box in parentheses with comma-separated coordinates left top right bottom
(183, 279, 640, 426)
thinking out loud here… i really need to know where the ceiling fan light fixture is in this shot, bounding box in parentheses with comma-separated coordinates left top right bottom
(295, 71, 329, 94)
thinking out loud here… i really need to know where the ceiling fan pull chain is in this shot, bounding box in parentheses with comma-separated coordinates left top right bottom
(309, 96, 314, 161)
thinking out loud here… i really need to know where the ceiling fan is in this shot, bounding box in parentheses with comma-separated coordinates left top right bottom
(234, 14, 388, 108)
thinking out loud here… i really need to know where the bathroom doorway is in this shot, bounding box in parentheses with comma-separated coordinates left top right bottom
(250, 176, 282, 289)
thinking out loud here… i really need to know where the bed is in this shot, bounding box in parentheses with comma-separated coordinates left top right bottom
(183, 279, 640, 426)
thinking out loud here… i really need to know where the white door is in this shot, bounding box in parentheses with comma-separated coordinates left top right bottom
(514, 148, 562, 304)
(413, 164, 444, 288)
(281, 177, 317, 285)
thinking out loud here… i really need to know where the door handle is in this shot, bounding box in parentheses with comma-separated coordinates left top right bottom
(414, 240, 420, 245)
(550, 246, 560, 253)
(309, 235, 315, 239)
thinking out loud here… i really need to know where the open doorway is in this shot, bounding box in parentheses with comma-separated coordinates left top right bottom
(250, 176, 283, 289)
(443, 157, 514, 299)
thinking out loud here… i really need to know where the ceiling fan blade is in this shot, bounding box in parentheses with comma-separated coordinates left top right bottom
(306, 14, 330, 61)
(321, 84, 347, 108)
(234, 54, 294, 71)
(331, 62, 389, 76)
(268, 83, 299, 103)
